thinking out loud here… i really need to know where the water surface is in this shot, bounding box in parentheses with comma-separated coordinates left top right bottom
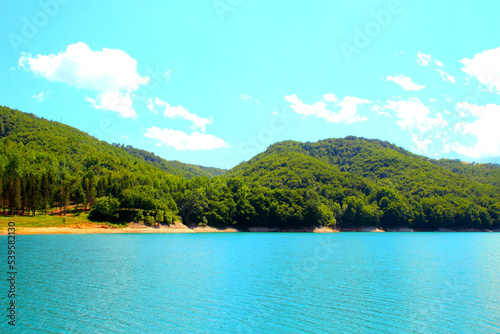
(2, 232, 499, 333)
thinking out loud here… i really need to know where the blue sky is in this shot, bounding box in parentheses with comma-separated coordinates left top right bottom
(1, 0, 500, 169)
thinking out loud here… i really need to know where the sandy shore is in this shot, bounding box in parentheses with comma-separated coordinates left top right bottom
(1, 222, 198, 235)
(3, 224, 332, 235)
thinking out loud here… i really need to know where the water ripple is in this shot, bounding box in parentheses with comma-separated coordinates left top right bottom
(2, 233, 499, 333)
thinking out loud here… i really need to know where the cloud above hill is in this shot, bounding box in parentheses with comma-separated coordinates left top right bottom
(19, 42, 149, 118)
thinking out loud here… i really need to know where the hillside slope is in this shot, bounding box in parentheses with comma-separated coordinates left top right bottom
(0, 106, 183, 221)
(1, 106, 499, 230)
(113, 144, 225, 178)
(226, 137, 500, 229)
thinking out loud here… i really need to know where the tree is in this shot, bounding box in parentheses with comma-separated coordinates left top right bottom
(144, 215, 155, 226)
(155, 210, 164, 224)
(88, 196, 120, 222)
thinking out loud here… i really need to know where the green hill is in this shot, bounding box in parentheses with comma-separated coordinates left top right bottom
(225, 137, 500, 230)
(113, 144, 225, 178)
(0, 106, 183, 223)
(1, 106, 499, 230)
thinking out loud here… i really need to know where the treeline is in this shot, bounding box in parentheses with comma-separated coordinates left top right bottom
(0, 138, 181, 222)
(1, 106, 499, 230)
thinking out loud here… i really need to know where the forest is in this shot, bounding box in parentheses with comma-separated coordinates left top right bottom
(2, 106, 500, 230)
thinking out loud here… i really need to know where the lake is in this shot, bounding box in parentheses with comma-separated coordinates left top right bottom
(3, 232, 499, 333)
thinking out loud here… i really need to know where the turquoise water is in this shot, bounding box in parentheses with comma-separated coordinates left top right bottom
(2, 232, 499, 333)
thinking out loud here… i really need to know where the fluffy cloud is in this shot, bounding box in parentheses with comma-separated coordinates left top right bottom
(460, 47, 500, 93)
(452, 102, 500, 158)
(149, 98, 212, 131)
(383, 98, 448, 154)
(386, 75, 425, 91)
(417, 51, 444, 68)
(285, 93, 370, 124)
(436, 70, 456, 83)
(19, 42, 149, 118)
(411, 135, 433, 153)
(384, 98, 447, 133)
(86, 91, 135, 118)
(417, 51, 432, 66)
(144, 127, 229, 150)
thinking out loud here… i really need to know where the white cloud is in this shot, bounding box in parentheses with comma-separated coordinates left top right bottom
(86, 91, 135, 118)
(240, 94, 261, 103)
(417, 52, 432, 66)
(19, 42, 149, 118)
(384, 98, 447, 133)
(32, 91, 47, 102)
(151, 98, 212, 131)
(145, 127, 229, 150)
(436, 69, 456, 84)
(371, 105, 392, 117)
(452, 102, 500, 158)
(285, 93, 370, 124)
(386, 75, 425, 91)
(323, 93, 338, 103)
(460, 47, 500, 93)
(411, 135, 433, 154)
(147, 98, 157, 114)
(417, 52, 445, 70)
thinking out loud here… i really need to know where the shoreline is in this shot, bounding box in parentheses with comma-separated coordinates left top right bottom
(0, 223, 497, 235)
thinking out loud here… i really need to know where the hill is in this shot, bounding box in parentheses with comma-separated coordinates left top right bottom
(113, 144, 225, 178)
(1, 106, 499, 231)
(225, 137, 500, 230)
(0, 106, 183, 223)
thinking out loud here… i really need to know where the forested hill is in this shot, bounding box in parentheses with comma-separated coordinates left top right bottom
(113, 144, 225, 178)
(1, 105, 499, 230)
(226, 137, 500, 229)
(0, 106, 221, 179)
(228, 137, 500, 193)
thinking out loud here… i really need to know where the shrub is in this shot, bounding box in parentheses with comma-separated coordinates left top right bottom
(88, 196, 120, 222)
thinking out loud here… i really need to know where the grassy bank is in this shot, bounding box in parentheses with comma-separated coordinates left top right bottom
(0, 211, 122, 230)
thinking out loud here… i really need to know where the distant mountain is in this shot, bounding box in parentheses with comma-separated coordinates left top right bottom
(114, 144, 225, 179)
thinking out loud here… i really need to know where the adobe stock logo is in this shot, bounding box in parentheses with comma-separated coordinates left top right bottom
(7, 0, 71, 54)
(340, 0, 403, 64)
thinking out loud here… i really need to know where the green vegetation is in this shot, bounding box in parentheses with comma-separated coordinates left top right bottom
(0, 211, 97, 229)
(114, 144, 225, 178)
(1, 106, 499, 230)
(0, 106, 183, 225)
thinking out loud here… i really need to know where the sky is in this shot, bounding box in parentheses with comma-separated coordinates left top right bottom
(1, 0, 500, 169)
